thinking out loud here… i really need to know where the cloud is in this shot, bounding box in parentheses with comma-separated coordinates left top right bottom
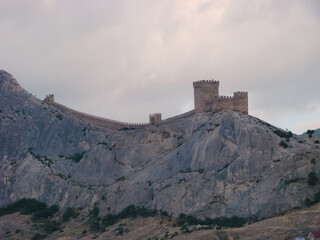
(0, 0, 319, 131)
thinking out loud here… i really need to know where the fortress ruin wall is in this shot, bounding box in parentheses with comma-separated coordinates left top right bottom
(44, 79, 248, 130)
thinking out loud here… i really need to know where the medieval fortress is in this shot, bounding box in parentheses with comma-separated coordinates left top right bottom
(44, 80, 248, 129)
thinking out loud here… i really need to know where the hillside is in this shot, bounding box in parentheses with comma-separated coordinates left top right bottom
(1, 70, 320, 237)
(301, 129, 320, 138)
(1, 201, 320, 239)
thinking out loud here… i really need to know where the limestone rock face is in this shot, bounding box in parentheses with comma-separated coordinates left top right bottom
(1, 70, 320, 220)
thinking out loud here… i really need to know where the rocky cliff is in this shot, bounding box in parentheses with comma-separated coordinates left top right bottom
(1, 70, 320, 220)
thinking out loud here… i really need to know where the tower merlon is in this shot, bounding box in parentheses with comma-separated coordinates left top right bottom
(193, 79, 219, 87)
(44, 94, 55, 103)
(233, 92, 248, 98)
(149, 113, 162, 125)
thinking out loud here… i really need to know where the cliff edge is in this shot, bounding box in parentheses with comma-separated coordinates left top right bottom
(1, 71, 320, 221)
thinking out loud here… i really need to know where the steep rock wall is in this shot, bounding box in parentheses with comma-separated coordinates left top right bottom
(1, 70, 320, 221)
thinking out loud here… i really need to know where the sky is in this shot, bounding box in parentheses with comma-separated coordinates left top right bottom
(0, 0, 319, 134)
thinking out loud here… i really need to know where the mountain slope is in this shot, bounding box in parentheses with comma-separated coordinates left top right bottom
(1, 201, 320, 239)
(1, 70, 320, 221)
(301, 128, 320, 138)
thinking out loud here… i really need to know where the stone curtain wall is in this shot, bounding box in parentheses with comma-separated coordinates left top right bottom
(162, 110, 195, 123)
(48, 101, 195, 130)
(215, 92, 248, 114)
(51, 102, 149, 130)
(44, 79, 247, 130)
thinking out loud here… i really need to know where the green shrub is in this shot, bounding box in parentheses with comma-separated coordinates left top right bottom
(91, 205, 157, 233)
(314, 191, 320, 203)
(170, 232, 179, 238)
(305, 198, 312, 207)
(0, 198, 47, 217)
(101, 214, 118, 227)
(31, 233, 47, 240)
(41, 220, 61, 234)
(64, 152, 85, 162)
(160, 210, 169, 217)
(115, 176, 126, 182)
(274, 130, 292, 139)
(115, 226, 124, 236)
(87, 206, 102, 233)
(176, 212, 256, 228)
(62, 207, 79, 222)
(284, 178, 304, 185)
(56, 114, 62, 120)
(311, 158, 316, 164)
(89, 220, 101, 233)
(180, 225, 190, 233)
(178, 178, 187, 184)
(279, 141, 289, 148)
(307, 129, 315, 135)
(32, 205, 59, 221)
(197, 168, 204, 173)
(308, 172, 318, 186)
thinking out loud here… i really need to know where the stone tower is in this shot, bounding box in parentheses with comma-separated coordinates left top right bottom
(44, 94, 55, 104)
(193, 80, 220, 114)
(193, 80, 248, 114)
(149, 113, 162, 125)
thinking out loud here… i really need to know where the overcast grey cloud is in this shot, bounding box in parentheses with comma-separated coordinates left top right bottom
(0, 0, 319, 133)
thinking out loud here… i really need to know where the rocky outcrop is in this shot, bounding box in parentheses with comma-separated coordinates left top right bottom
(1, 70, 320, 220)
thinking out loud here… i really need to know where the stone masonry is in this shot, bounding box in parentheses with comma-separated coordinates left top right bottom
(193, 80, 248, 114)
(44, 79, 248, 129)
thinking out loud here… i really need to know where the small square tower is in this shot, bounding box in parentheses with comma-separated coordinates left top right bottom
(44, 94, 54, 104)
(149, 113, 162, 125)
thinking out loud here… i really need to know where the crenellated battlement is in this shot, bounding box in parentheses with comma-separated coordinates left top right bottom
(193, 79, 248, 114)
(193, 79, 219, 87)
(219, 95, 233, 99)
(233, 91, 248, 98)
(149, 113, 162, 125)
(43, 78, 248, 130)
(44, 94, 54, 103)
